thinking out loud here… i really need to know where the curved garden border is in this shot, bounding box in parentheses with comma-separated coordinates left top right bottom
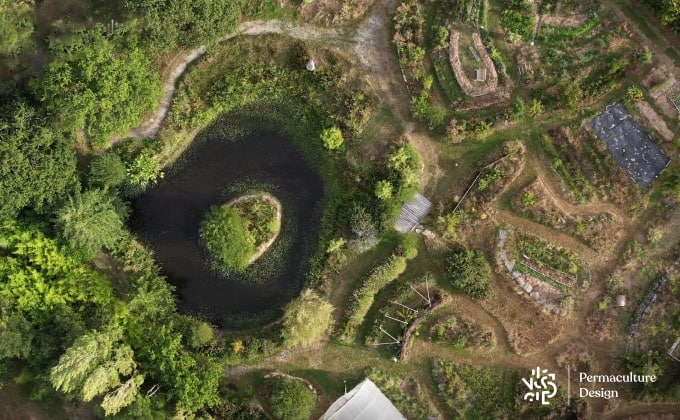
(448, 30, 498, 97)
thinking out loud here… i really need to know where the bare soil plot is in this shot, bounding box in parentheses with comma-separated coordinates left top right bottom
(634, 101, 675, 142)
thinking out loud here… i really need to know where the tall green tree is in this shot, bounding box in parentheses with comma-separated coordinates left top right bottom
(0, 221, 113, 313)
(0, 100, 78, 218)
(50, 328, 143, 415)
(32, 25, 161, 146)
(281, 289, 334, 348)
(55, 189, 125, 258)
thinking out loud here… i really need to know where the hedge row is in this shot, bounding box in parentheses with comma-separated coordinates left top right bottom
(339, 234, 418, 342)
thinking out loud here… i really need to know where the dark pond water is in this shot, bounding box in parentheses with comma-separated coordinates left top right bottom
(131, 130, 324, 326)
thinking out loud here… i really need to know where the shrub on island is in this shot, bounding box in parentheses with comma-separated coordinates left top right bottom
(200, 205, 255, 272)
(199, 194, 280, 273)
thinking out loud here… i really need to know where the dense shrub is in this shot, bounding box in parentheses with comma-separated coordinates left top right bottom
(281, 289, 334, 348)
(320, 126, 344, 150)
(199, 205, 255, 273)
(232, 197, 279, 246)
(444, 248, 492, 299)
(127, 0, 241, 50)
(270, 378, 316, 420)
(0, 0, 34, 57)
(89, 153, 127, 189)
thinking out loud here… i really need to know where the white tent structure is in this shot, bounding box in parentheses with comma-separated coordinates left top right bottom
(319, 378, 407, 420)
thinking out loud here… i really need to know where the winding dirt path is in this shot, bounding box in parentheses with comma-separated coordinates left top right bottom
(534, 164, 630, 222)
(122, 0, 443, 190)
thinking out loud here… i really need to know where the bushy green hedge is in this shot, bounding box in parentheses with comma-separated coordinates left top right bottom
(339, 234, 419, 342)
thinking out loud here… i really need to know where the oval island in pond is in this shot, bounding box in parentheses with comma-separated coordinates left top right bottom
(199, 193, 282, 273)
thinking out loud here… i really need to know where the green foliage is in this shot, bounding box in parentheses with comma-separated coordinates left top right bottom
(641, 0, 680, 34)
(340, 237, 417, 341)
(89, 153, 127, 189)
(200, 204, 255, 273)
(0, 299, 33, 360)
(647, 227, 662, 245)
(282, 289, 334, 348)
(270, 378, 316, 420)
(521, 191, 535, 207)
(125, 152, 163, 194)
(232, 197, 279, 246)
(349, 205, 378, 249)
(55, 189, 125, 259)
(626, 85, 645, 103)
(512, 96, 526, 120)
(379, 143, 422, 219)
(517, 233, 580, 275)
(0, 0, 34, 57)
(433, 360, 518, 418)
(623, 350, 667, 392)
(477, 168, 502, 191)
(50, 328, 141, 415)
(375, 180, 394, 201)
(500, 0, 534, 42)
(561, 80, 583, 110)
(129, 0, 241, 49)
(367, 368, 430, 419)
(444, 248, 492, 299)
(32, 25, 161, 146)
(320, 126, 344, 150)
(661, 165, 680, 200)
(130, 323, 222, 412)
(189, 321, 215, 349)
(0, 100, 78, 219)
(637, 46, 653, 64)
(538, 13, 600, 44)
(528, 98, 544, 118)
(0, 221, 113, 313)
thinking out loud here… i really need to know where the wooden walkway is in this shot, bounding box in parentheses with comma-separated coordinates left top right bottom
(394, 193, 432, 233)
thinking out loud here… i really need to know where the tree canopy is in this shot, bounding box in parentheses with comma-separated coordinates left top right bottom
(0, 0, 34, 57)
(126, 0, 242, 50)
(55, 189, 126, 259)
(0, 100, 78, 219)
(281, 289, 334, 348)
(32, 25, 161, 146)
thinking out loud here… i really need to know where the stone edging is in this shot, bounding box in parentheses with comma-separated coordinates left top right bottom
(448, 30, 499, 97)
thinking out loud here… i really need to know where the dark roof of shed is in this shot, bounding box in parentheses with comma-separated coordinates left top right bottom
(587, 102, 670, 189)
